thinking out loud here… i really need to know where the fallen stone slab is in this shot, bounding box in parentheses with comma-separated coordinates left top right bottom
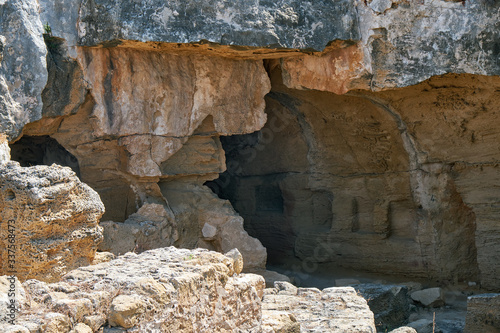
(411, 287, 446, 308)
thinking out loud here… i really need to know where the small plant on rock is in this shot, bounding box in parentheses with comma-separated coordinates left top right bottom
(43, 22, 52, 36)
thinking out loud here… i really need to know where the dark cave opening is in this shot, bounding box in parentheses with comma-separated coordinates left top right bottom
(205, 106, 303, 267)
(9, 135, 81, 177)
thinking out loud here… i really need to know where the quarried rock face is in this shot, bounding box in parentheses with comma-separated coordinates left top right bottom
(6, 247, 266, 332)
(0, 135, 104, 282)
(215, 64, 497, 287)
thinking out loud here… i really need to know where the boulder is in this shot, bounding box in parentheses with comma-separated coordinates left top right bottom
(224, 248, 244, 275)
(92, 252, 116, 265)
(262, 286, 376, 332)
(0, 151, 104, 281)
(465, 293, 500, 333)
(354, 284, 411, 331)
(98, 203, 177, 255)
(411, 288, 446, 308)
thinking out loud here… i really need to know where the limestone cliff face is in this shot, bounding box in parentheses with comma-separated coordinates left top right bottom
(1, 0, 500, 291)
(218, 66, 500, 288)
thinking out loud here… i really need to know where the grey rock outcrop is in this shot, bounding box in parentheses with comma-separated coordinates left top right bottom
(77, 0, 359, 50)
(411, 288, 446, 308)
(98, 203, 177, 255)
(0, 0, 47, 140)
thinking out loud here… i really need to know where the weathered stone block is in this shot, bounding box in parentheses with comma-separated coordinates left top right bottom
(0, 143, 105, 281)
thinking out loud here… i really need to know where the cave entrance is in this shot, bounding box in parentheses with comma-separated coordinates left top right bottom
(205, 93, 311, 267)
(9, 135, 81, 177)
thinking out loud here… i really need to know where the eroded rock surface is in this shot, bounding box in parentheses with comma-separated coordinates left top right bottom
(5, 247, 266, 332)
(262, 282, 377, 332)
(18, 43, 270, 272)
(215, 63, 500, 290)
(0, 0, 47, 140)
(0, 137, 104, 282)
(4, 0, 500, 295)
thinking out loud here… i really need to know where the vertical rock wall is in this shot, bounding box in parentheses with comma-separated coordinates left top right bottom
(215, 64, 500, 288)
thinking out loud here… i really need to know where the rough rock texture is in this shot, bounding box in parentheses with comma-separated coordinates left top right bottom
(0, 0, 47, 140)
(41, 35, 88, 118)
(262, 282, 377, 332)
(0, 136, 104, 282)
(76, 0, 359, 50)
(465, 293, 500, 333)
(19, 44, 269, 271)
(6, 247, 266, 332)
(354, 284, 410, 331)
(42, 0, 500, 86)
(215, 62, 500, 289)
(99, 203, 177, 255)
(4, 0, 500, 292)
